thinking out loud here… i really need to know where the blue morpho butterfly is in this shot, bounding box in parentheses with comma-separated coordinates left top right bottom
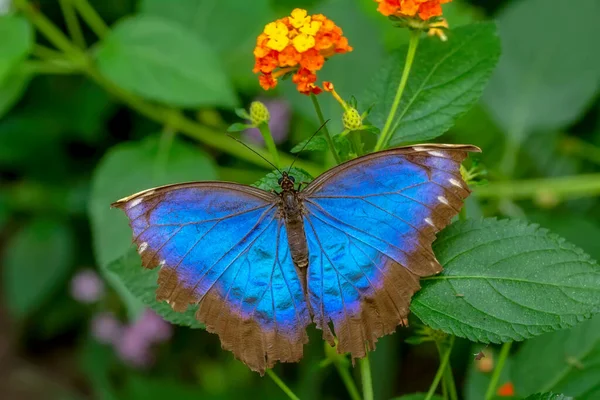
(112, 143, 480, 374)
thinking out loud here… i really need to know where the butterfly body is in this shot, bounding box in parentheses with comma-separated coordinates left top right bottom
(112, 144, 480, 374)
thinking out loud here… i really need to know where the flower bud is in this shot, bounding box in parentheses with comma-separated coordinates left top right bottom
(342, 107, 363, 131)
(249, 101, 270, 126)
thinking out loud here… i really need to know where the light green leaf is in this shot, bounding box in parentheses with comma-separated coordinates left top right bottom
(95, 15, 237, 108)
(523, 393, 573, 400)
(412, 218, 600, 343)
(290, 135, 328, 154)
(89, 136, 217, 317)
(252, 167, 313, 192)
(2, 218, 74, 317)
(0, 69, 31, 119)
(0, 15, 33, 83)
(139, 0, 273, 88)
(483, 0, 600, 139)
(367, 23, 501, 145)
(107, 250, 202, 328)
(512, 315, 600, 399)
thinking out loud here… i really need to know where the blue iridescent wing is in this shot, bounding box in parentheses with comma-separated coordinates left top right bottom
(112, 183, 310, 374)
(301, 144, 480, 358)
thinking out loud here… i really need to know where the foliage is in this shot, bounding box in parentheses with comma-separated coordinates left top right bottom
(1, 0, 600, 398)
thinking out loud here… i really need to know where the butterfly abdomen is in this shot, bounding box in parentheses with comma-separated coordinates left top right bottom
(280, 189, 309, 293)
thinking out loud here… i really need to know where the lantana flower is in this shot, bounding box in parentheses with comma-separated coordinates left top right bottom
(253, 8, 353, 95)
(374, 0, 452, 20)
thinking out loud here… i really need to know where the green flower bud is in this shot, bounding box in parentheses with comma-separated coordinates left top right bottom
(342, 107, 363, 131)
(249, 101, 270, 126)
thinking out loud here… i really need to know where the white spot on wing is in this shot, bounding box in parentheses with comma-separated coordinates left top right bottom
(428, 151, 445, 158)
(143, 190, 155, 197)
(158, 260, 166, 269)
(128, 198, 142, 209)
(449, 178, 462, 188)
(438, 196, 450, 206)
(424, 218, 435, 227)
(413, 146, 428, 152)
(138, 242, 148, 254)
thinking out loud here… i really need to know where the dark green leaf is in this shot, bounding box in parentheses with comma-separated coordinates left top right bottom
(252, 167, 314, 192)
(367, 23, 501, 145)
(89, 136, 217, 317)
(290, 135, 328, 154)
(412, 218, 600, 343)
(0, 15, 33, 83)
(0, 69, 31, 118)
(107, 249, 201, 328)
(512, 315, 600, 399)
(95, 16, 237, 108)
(523, 393, 573, 400)
(2, 218, 74, 317)
(484, 0, 600, 138)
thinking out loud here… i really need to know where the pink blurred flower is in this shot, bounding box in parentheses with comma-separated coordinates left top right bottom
(116, 324, 154, 368)
(244, 98, 291, 145)
(91, 312, 123, 345)
(70, 269, 105, 303)
(134, 309, 173, 343)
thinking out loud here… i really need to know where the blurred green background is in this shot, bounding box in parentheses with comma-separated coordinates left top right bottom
(1, 0, 599, 399)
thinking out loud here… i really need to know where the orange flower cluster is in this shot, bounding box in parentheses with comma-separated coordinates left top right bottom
(374, 0, 452, 20)
(253, 9, 352, 95)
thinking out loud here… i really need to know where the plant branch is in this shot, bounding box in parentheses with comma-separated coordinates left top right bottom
(71, 0, 109, 38)
(59, 0, 86, 48)
(474, 174, 600, 200)
(258, 123, 281, 169)
(425, 336, 454, 400)
(310, 93, 343, 165)
(484, 342, 512, 400)
(359, 355, 374, 400)
(375, 29, 420, 151)
(334, 359, 362, 400)
(266, 369, 300, 400)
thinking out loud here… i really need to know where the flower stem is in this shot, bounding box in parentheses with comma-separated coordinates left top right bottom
(71, 0, 109, 38)
(333, 359, 362, 400)
(310, 93, 343, 165)
(484, 342, 512, 400)
(14, 0, 321, 176)
(435, 341, 458, 400)
(58, 0, 86, 48)
(266, 369, 300, 400)
(425, 336, 454, 400)
(258, 123, 281, 169)
(375, 29, 420, 151)
(360, 355, 374, 400)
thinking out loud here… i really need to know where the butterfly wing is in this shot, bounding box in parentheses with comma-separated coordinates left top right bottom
(112, 182, 310, 374)
(301, 144, 480, 357)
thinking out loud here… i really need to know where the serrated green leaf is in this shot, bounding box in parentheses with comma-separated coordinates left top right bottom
(107, 249, 202, 328)
(95, 16, 237, 108)
(290, 135, 329, 154)
(2, 218, 74, 317)
(483, 0, 600, 138)
(523, 393, 573, 400)
(252, 167, 314, 192)
(89, 136, 217, 317)
(412, 218, 600, 343)
(367, 23, 500, 145)
(512, 315, 600, 399)
(0, 15, 34, 83)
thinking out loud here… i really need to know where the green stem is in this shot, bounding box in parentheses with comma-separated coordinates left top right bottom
(71, 0, 109, 38)
(349, 131, 364, 157)
(561, 136, 600, 166)
(375, 29, 420, 151)
(310, 93, 343, 165)
(258, 123, 281, 169)
(333, 360, 362, 400)
(484, 342, 512, 400)
(360, 356, 374, 400)
(154, 126, 176, 180)
(425, 336, 454, 400)
(435, 341, 457, 400)
(266, 369, 300, 400)
(474, 173, 600, 200)
(33, 44, 67, 60)
(15, 0, 321, 176)
(59, 0, 86, 48)
(22, 60, 79, 75)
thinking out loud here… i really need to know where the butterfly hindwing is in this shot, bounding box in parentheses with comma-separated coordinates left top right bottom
(112, 183, 310, 374)
(301, 145, 480, 357)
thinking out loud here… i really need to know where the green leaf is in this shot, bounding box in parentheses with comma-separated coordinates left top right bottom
(290, 135, 328, 154)
(512, 315, 600, 399)
(252, 167, 314, 192)
(483, 0, 600, 139)
(139, 0, 273, 88)
(2, 218, 74, 317)
(89, 135, 217, 317)
(227, 122, 251, 133)
(0, 69, 31, 119)
(0, 15, 33, 83)
(95, 15, 237, 108)
(411, 218, 600, 343)
(367, 23, 501, 145)
(107, 249, 201, 328)
(523, 394, 573, 400)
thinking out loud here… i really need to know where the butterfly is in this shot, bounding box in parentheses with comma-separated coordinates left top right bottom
(112, 144, 480, 374)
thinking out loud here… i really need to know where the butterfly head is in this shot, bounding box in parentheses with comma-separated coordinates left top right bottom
(278, 172, 296, 191)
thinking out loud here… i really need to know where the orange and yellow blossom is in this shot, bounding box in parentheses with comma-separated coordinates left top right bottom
(253, 9, 352, 95)
(374, 0, 452, 20)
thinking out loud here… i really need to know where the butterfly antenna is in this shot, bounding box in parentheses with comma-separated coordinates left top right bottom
(288, 119, 330, 173)
(226, 134, 283, 175)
